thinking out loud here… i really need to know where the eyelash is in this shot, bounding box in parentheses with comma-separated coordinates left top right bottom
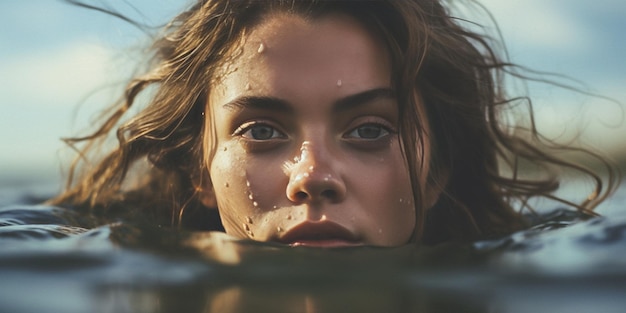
(233, 118, 396, 144)
(344, 116, 396, 139)
(344, 123, 393, 140)
(233, 121, 286, 141)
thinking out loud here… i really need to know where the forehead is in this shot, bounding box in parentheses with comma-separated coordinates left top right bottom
(251, 13, 381, 65)
(209, 13, 391, 105)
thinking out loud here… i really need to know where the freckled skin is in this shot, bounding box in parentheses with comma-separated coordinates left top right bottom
(205, 13, 431, 246)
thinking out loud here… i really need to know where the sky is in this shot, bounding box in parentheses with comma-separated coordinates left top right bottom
(1, 0, 625, 185)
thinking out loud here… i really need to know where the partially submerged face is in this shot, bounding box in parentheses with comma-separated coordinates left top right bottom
(204, 13, 431, 247)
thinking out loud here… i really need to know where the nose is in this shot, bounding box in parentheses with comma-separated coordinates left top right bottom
(286, 141, 346, 204)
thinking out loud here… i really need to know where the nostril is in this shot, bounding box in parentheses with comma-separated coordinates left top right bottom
(295, 191, 308, 201)
(321, 189, 337, 199)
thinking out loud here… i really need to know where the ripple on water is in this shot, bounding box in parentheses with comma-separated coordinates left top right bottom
(1, 185, 626, 313)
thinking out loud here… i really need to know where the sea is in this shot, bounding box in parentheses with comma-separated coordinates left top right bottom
(1, 180, 625, 313)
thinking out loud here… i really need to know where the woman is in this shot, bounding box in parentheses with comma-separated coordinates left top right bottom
(52, 0, 617, 246)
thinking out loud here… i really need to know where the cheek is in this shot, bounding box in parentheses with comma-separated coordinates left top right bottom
(378, 163, 416, 243)
(246, 170, 286, 210)
(209, 144, 288, 237)
(211, 144, 245, 191)
(352, 147, 416, 245)
(209, 144, 251, 235)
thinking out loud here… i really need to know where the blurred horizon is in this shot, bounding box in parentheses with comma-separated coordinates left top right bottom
(1, 0, 625, 186)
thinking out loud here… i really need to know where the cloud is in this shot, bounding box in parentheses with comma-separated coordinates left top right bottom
(526, 80, 626, 155)
(451, 0, 626, 155)
(0, 41, 127, 110)
(454, 0, 593, 53)
(0, 40, 135, 177)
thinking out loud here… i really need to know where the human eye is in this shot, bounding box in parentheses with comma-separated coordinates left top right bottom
(344, 122, 394, 140)
(342, 118, 397, 150)
(234, 121, 286, 141)
(345, 123, 390, 139)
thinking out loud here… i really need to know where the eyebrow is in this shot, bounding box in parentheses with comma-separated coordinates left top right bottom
(222, 87, 395, 113)
(223, 96, 294, 114)
(333, 88, 395, 113)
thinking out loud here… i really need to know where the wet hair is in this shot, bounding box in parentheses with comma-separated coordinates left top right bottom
(51, 0, 618, 244)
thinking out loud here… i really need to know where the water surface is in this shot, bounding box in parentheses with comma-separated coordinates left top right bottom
(1, 183, 625, 313)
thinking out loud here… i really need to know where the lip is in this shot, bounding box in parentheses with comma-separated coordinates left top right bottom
(278, 220, 362, 248)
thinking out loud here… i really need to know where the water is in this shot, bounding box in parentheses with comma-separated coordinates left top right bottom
(1, 184, 626, 313)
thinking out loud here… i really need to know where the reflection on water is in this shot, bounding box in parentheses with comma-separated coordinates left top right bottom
(1, 185, 625, 313)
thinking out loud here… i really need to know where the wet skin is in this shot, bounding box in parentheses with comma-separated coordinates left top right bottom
(204, 13, 431, 247)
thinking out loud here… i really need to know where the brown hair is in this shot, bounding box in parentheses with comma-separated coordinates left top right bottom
(51, 0, 619, 244)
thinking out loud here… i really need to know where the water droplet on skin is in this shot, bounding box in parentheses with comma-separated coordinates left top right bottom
(399, 198, 404, 203)
(323, 177, 329, 182)
(277, 226, 283, 233)
(257, 43, 265, 53)
(248, 194, 254, 200)
(253, 201, 258, 207)
(249, 231, 255, 237)
(303, 173, 309, 178)
(246, 181, 251, 187)
(224, 182, 229, 188)
(287, 214, 293, 220)
(223, 146, 228, 151)
(245, 83, 251, 90)
(336, 79, 342, 87)
(308, 166, 314, 171)
(246, 216, 253, 224)
(243, 223, 250, 231)
(272, 205, 278, 210)
(378, 228, 383, 234)
(282, 161, 295, 175)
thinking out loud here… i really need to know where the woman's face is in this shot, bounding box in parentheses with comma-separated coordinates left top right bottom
(205, 13, 430, 247)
